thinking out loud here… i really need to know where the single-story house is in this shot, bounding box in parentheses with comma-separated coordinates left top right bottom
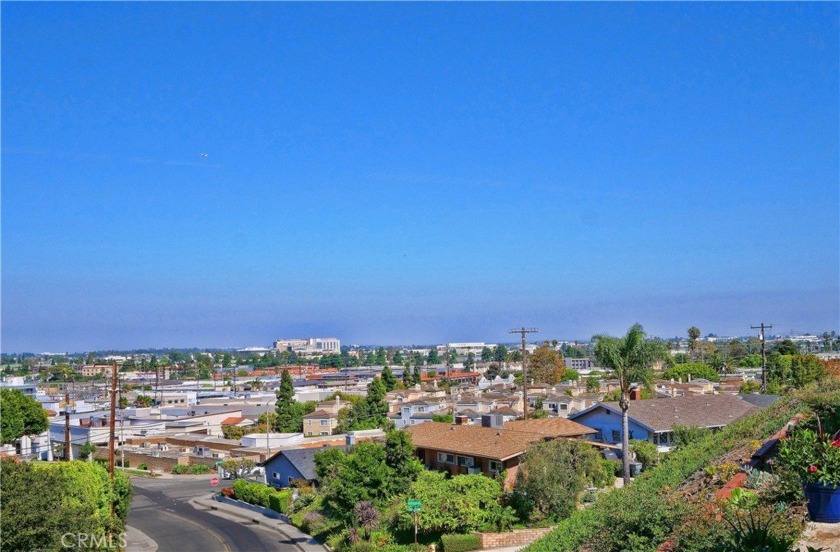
(569, 394, 762, 451)
(405, 418, 596, 480)
(263, 446, 334, 488)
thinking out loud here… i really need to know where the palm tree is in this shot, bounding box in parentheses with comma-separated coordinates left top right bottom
(687, 326, 701, 359)
(594, 323, 662, 485)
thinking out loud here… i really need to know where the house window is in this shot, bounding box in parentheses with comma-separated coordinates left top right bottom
(488, 460, 502, 472)
(418, 407, 426, 413)
(559, 404, 568, 410)
(456, 456, 474, 467)
(437, 452, 455, 464)
(320, 431, 329, 436)
(611, 430, 621, 442)
(273, 472, 280, 479)
(320, 420, 329, 426)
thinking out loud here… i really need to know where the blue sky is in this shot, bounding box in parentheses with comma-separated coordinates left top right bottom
(2, 2, 838, 352)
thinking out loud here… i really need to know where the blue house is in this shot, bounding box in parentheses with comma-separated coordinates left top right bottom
(263, 446, 336, 488)
(569, 394, 761, 451)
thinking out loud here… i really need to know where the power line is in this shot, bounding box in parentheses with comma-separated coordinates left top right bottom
(509, 327, 538, 419)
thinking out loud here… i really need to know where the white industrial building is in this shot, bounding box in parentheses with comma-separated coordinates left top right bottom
(273, 337, 340, 354)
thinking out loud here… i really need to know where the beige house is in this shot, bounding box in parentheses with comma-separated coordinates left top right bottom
(303, 410, 338, 436)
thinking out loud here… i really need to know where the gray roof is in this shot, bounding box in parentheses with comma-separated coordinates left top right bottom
(277, 447, 336, 481)
(571, 394, 761, 433)
(737, 394, 782, 408)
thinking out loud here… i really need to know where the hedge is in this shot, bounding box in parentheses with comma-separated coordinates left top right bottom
(232, 479, 275, 508)
(441, 534, 481, 552)
(269, 489, 292, 514)
(524, 391, 804, 552)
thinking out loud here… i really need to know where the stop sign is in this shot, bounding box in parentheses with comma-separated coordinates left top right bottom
(210, 477, 219, 487)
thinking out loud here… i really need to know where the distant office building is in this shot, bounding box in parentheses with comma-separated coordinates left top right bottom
(436, 343, 496, 355)
(564, 358, 594, 371)
(273, 337, 341, 354)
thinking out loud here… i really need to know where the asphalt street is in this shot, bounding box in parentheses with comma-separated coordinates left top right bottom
(128, 476, 304, 552)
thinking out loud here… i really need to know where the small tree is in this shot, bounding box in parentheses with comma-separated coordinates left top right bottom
(380, 366, 397, 392)
(275, 369, 303, 432)
(384, 430, 422, 494)
(79, 442, 96, 460)
(513, 439, 607, 522)
(353, 501, 380, 541)
(0, 389, 48, 444)
(528, 344, 565, 385)
(135, 395, 153, 407)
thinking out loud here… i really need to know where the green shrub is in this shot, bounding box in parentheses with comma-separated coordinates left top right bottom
(348, 543, 377, 552)
(137, 463, 148, 471)
(232, 479, 275, 508)
(1, 459, 133, 552)
(441, 534, 481, 552)
(269, 490, 292, 514)
(630, 439, 659, 470)
(172, 464, 212, 474)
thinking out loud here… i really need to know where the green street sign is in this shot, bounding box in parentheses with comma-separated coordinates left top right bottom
(407, 500, 422, 512)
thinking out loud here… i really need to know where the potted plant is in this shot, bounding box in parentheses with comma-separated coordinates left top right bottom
(778, 427, 840, 523)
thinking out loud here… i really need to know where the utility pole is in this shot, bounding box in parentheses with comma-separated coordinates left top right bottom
(509, 327, 539, 419)
(119, 372, 125, 469)
(108, 362, 118, 521)
(64, 382, 72, 461)
(751, 323, 773, 393)
(265, 394, 271, 459)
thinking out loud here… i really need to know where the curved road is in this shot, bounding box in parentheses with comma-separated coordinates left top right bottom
(128, 476, 302, 551)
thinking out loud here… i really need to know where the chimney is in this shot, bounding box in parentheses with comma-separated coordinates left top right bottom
(629, 388, 641, 401)
(455, 415, 468, 425)
(346, 431, 356, 448)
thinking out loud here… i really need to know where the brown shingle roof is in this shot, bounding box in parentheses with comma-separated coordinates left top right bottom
(503, 418, 596, 438)
(406, 422, 544, 461)
(303, 409, 336, 419)
(593, 394, 759, 433)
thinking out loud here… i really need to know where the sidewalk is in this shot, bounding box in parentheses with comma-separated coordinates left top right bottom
(124, 525, 158, 552)
(191, 494, 327, 552)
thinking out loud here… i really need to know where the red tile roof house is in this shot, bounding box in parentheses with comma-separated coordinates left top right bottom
(405, 418, 596, 488)
(220, 416, 255, 429)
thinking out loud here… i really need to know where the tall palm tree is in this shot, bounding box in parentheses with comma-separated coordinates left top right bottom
(594, 323, 662, 485)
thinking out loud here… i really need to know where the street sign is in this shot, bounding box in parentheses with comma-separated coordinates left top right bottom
(407, 501, 422, 545)
(210, 477, 219, 487)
